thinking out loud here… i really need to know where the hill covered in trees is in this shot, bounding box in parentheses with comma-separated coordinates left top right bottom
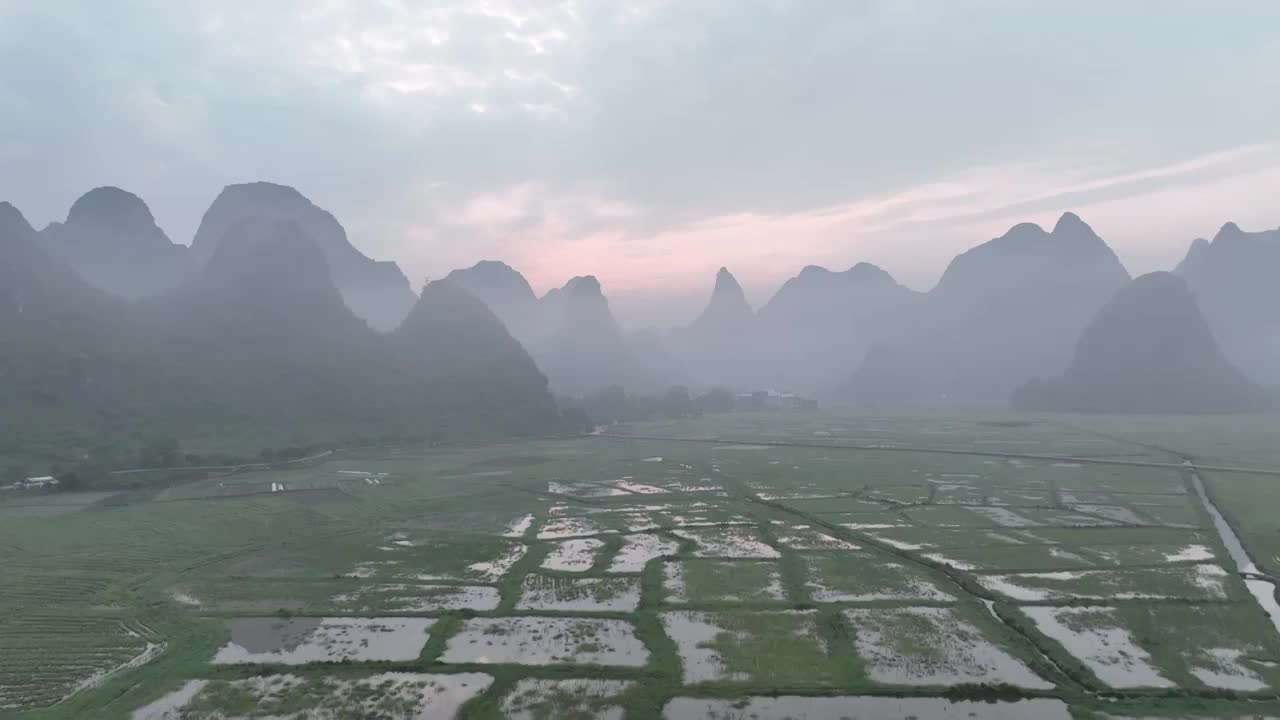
(1012, 272, 1264, 413)
(0, 196, 561, 472)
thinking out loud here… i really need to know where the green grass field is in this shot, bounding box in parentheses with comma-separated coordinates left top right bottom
(3, 413, 1280, 719)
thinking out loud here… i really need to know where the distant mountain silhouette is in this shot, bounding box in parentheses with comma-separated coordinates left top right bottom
(1, 202, 202, 436)
(394, 279, 557, 432)
(1176, 222, 1280, 385)
(195, 218, 365, 329)
(2, 204, 559, 450)
(42, 186, 192, 298)
(671, 267, 759, 388)
(3, 201, 97, 311)
(535, 275, 636, 393)
(1013, 272, 1263, 413)
(441, 263, 683, 394)
(145, 218, 392, 418)
(756, 263, 917, 392)
(626, 327, 689, 391)
(444, 260, 541, 341)
(690, 267, 755, 335)
(847, 212, 1131, 409)
(191, 182, 416, 330)
(156, 220, 559, 431)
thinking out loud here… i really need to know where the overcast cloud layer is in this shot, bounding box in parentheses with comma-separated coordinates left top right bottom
(2, 1, 1278, 327)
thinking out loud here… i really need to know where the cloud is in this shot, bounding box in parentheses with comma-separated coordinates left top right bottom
(1, 0, 1278, 327)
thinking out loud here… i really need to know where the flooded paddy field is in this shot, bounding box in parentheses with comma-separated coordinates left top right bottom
(974, 563, 1235, 601)
(5, 414, 1280, 718)
(607, 532, 681, 572)
(843, 606, 1052, 688)
(332, 583, 501, 612)
(662, 559, 787, 604)
(664, 696, 1074, 719)
(802, 551, 956, 602)
(132, 672, 493, 719)
(499, 678, 634, 720)
(1017, 604, 1280, 692)
(515, 575, 642, 612)
(660, 610, 843, 685)
(439, 617, 649, 666)
(211, 617, 435, 664)
(671, 525, 781, 558)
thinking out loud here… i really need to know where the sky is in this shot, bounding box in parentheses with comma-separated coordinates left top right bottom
(2, 1, 1278, 328)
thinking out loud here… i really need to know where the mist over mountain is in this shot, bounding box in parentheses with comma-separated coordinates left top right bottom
(7, 175, 1278, 447)
(1, 202, 205, 442)
(192, 182, 416, 331)
(846, 212, 1131, 409)
(149, 218, 383, 417)
(40, 187, 193, 299)
(626, 327, 689, 390)
(3, 201, 96, 313)
(443, 263, 684, 395)
(1176, 222, 1280, 385)
(156, 218, 558, 433)
(756, 263, 918, 392)
(670, 268, 759, 388)
(689, 268, 755, 335)
(393, 279, 558, 434)
(445, 260, 542, 342)
(1, 199, 560, 453)
(1013, 272, 1263, 413)
(535, 275, 642, 394)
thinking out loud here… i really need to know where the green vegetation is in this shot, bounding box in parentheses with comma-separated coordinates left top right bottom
(3, 413, 1280, 718)
(668, 559, 785, 604)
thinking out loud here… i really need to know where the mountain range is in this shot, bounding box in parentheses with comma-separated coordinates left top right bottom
(5, 180, 1277, 424)
(753, 262, 917, 392)
(447, 263, 683, 395)
(845, 213, 1133, 409)
(447, 211, 1276, 413)
(1, 192, 559, 457)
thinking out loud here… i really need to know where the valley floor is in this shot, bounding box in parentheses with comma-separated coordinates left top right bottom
(3, 413, 1280, 719)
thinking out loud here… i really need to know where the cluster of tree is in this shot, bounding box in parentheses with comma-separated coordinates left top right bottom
(17, 432, 439, 493)
(559, 385, 737, 430)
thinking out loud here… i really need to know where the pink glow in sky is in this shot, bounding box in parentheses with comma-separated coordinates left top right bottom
(376, 143, 1280, 328)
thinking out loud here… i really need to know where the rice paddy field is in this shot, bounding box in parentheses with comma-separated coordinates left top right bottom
(3, 413, 1280, 719)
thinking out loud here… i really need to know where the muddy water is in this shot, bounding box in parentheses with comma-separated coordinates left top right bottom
(541, 538, 606, 572)
(843, 607, 1052, 689)
(1189, 466, 1280, 635)
(212, 617, 435, 664)
(131, 673, 491, 720)
(664, 696, 1072, 719)
(130, 680, 208, 719)
(440, 617, 648, 666)
(608, 533, 680, 573)
(1020, 606, 1172, 688)
(672, 526, 780, 559)
(659, 611, 747, 683)
(515, 576, 642, 612)
(501, 678, 633, 720)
